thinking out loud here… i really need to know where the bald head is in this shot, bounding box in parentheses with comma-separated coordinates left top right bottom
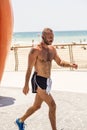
(41, 28, 54, 45)
(42, 28, 53, 37)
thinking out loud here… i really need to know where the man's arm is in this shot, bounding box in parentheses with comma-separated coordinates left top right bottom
(53, 48, 78, 69)
(23, 47, 38, 95)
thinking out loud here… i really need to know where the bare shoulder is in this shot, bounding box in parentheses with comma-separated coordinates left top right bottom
(29, 45, 39, 55)
(49, 45, 56, 51)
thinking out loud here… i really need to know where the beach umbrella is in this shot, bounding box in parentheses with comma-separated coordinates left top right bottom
(0, 0, 14, 82)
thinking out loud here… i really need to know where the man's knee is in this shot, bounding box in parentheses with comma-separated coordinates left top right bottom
(33, 104, 41, 111)
(50, 101, 56, 111)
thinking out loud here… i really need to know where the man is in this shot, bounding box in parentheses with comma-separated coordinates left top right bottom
(16, 28, 78, 130)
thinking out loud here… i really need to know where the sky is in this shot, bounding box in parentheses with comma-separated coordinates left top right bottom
(11, 0, 87, 32)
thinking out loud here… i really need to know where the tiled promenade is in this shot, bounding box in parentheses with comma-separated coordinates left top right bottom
(0, 71, 87, 130)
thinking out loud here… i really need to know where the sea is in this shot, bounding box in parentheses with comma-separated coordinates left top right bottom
(12, 30, 87, 45)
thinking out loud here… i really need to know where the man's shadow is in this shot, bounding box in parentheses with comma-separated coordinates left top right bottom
(0, 96, 16, 107)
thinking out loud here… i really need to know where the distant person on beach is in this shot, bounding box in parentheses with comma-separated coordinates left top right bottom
(32, 39, 34, 47)
(16, 28, 78, 130)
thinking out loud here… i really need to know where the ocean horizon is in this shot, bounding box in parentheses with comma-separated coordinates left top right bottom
(12, 30, 87, 45)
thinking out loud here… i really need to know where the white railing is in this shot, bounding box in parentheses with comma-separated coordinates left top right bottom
(4, 43, 87, 71)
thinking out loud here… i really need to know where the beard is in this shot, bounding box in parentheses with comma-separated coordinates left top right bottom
(43, 37, 53, 45)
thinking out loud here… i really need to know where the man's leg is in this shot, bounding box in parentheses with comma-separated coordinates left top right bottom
(19, 94, 43, 122)
(37, 87, 57, 130)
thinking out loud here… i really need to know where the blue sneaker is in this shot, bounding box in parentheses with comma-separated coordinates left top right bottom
(16, 119, 25, 130)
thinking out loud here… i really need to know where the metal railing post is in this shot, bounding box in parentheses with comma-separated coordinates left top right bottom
(14, 47, 18, 71)
(68, 45, 74, 70)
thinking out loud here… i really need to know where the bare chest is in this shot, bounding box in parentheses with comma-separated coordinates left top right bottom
(38, 48, 54, 62)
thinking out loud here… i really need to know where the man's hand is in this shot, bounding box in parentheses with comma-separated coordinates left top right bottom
(71, 63, 78, 69)
(23, 85, 29, 95)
